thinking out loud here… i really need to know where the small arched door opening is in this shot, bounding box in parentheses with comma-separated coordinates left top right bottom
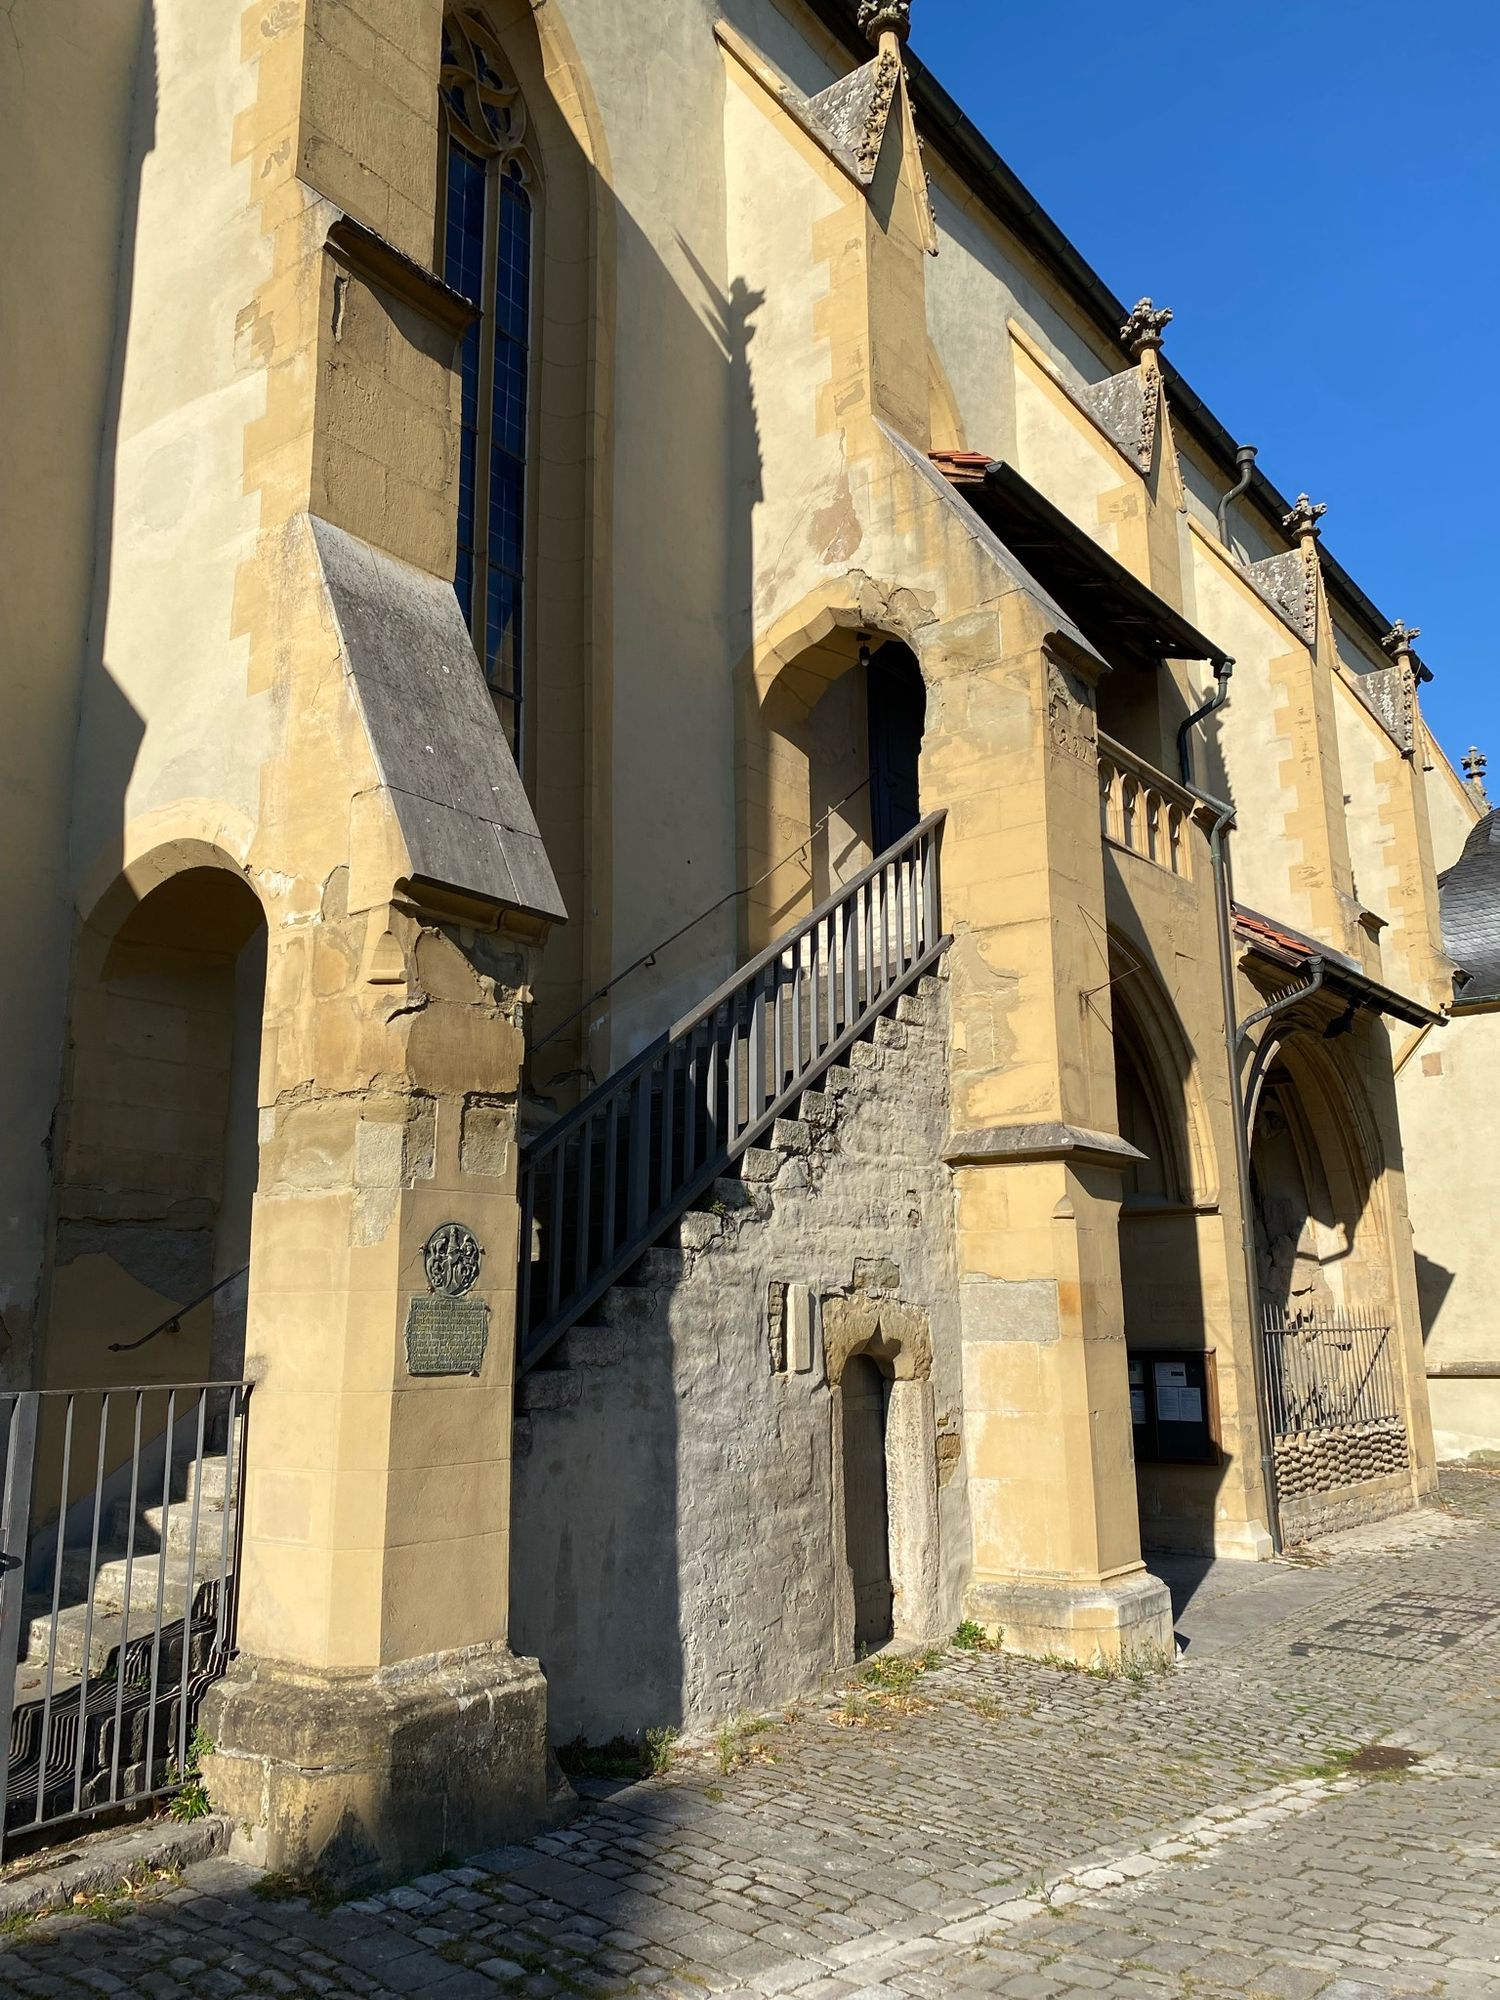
(866, 640, 925, 854)
(841, 1351, 893, 1652)
(47, 866, 267, 1388)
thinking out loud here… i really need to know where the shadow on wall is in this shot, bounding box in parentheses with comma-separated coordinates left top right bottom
(1415, 1251, 1456, 1342)
(0, 0, 155, 1391)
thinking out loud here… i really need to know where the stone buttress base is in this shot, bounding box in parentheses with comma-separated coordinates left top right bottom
(965, 1567, 1176, 1665)
(200, 1643, 559, 1889)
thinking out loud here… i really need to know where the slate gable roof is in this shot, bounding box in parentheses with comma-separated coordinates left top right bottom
(1440, 809, 1500, 1007)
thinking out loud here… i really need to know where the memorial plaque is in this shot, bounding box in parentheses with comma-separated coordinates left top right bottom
(405, 1293, 490, 1377)
(404, 1220, 488, 1376)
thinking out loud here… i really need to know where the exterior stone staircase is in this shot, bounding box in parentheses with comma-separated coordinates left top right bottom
(511, 970, 967, 1742)
(20, 1449, 238, 1682)
(515, 981, 941, 1430)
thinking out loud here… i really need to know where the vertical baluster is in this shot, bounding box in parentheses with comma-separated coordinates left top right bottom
(659, 1054, 675, 1212)
(517, 1158, 535, 1343)
(548, 1144, 566, 1317)
(825, 914, 838, 1050)
(576, 1112, 594, 1302)
(748, 972, 765, 1121)
(684, 1028, 700, 1178)
(843, 892, 858, 1035)
(792, 944, 805, 1083)
(727, 1004, 741, 1143)
(706, 1006, 722, 1160)
(861, 879, 874, 1014)
(628, 1070, 650, 1237)
(602, 1098, 619, 1263)
(772, 955, 785, 1102)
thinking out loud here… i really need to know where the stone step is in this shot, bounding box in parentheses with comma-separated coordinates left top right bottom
(771, 1117, 811, 1155)
(675, 1210, 723, 1253)
(55, 1547, 219, 1626)
(106, 1497, 231, 1558)
(624, 1246, 684, 1287)
(895, 990, 929, 1027)
(874, 1016, 908, 1050)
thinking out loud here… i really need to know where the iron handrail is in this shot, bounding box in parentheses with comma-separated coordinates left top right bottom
(518, 813, 948, 1370)
(108, 1267, 250, 1354)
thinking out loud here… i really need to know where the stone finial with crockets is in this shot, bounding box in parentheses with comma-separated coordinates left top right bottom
(1381, 620, 1421, 661)
(859, 1, 912, 44)
(1121, 297, 1173, 355)
(1283, 493, 1329, 540)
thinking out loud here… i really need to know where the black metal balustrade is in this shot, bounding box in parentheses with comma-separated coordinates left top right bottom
(1261, 1305, 1400, 1436)
(0, 1382, 249, 1858)
(518, 813, 948, 1372)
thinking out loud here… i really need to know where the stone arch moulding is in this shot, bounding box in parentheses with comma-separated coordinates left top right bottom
(1107, 935, 1219, 1208)
(1247, 1024, 1391, 1285)
(744, 574, 941, 721)
(74, 812, 263, 944)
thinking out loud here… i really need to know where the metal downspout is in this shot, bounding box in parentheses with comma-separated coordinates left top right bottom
(1179, 668, 1284, 1553)
(1216, 443, 1258, 550)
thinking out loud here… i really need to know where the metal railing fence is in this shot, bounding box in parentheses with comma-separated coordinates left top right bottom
(0, 1381, 249, 1859)
(1261, 1305, 1400, 1437)
(518, 813, 948, 1373)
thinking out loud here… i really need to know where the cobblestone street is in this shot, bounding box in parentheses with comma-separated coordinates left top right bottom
(5, 1471, 1500, 2000)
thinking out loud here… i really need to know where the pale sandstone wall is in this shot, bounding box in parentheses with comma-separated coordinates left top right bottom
(0, 0, 151, 1386)
(1400, 1006, 1500, 1459)
(511, 975, 966, 1741)
(70, 0, 275, 884)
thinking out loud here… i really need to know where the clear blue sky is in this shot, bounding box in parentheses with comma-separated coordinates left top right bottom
(909, 1, 1499, 776)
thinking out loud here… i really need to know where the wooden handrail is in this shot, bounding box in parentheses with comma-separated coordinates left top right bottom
(517, 814, 948, 1371)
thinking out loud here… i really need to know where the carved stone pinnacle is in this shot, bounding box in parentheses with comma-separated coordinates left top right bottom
(1381, 620, 1421, 659)
(1283, 493, 1328, 539)
(1121, 297, 1173, 355)
(858, 1, 912, 44)
(1464, 746, 1487, 782)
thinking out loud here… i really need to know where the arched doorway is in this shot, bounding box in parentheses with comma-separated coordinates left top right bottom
(46, 865, 267, 1388)
(1248, 1037, 1410, 1528)
(840, 1352, 893, 1652)
(866, 640, 925, 852)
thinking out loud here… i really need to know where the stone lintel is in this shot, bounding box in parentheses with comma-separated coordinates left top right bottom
(201, 1644, 559, 1890)
(944, 1123, 1147, 1172)
(965, 1569, 1175, 1667)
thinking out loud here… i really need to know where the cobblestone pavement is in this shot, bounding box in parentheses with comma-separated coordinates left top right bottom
(6, 1470, 1500, 2000)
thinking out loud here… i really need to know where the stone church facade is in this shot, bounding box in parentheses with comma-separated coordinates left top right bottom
(0, 0, 1484, 1881)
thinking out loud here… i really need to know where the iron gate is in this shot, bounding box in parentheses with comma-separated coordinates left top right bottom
(1261, 1305, 1400, 1437)
(0, 1381, 249, 1859)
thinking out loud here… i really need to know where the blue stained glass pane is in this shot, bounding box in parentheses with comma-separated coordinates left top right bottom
(445, 142, 488, 623)
(493, 339, 527, 460)
(444, 144, 487, 305)
(488, 450, 525, 577)
(496, 170, 532, 344)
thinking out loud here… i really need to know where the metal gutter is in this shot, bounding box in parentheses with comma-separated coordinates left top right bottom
(797, 0, 1410, 662)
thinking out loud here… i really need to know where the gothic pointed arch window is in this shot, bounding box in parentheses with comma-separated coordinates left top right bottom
(439, 9, 535, 758)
